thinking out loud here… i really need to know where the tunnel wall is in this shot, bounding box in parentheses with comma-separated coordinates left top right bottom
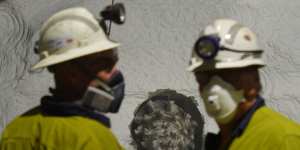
(1, 0, 300, 149)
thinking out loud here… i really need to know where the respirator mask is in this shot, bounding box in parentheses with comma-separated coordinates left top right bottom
(81, 71, 125, 113)
(201, 76, 245, 124)
(79, 2, 126, 113)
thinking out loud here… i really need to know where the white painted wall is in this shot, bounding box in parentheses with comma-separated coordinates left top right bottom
(1, 0, 300, 149)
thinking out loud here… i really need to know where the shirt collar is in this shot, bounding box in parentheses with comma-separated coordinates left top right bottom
(205, 96, 265, 150)
(231, 96, 265, 138)
(40, 96, 111, 128)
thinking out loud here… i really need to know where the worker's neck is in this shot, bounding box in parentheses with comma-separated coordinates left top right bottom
(50, 87, 82, 102)
(217, 99, 256, 148)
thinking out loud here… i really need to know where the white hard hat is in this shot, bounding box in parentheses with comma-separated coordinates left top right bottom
(187, 19, 265, 72)
(32, 7, 120, 70)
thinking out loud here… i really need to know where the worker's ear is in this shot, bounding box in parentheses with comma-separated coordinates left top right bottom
(244, 87, 258, 101)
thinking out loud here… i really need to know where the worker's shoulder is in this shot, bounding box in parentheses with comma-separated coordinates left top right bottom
(250, 106, 300, 136)
(230, 106, 300, 150)
(1, 106, 42, 138)
(232, 106, 300, 149)
(1, 106, 121, 148)
(2, 106, 114, 139)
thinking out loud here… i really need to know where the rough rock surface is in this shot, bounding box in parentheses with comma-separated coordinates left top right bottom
(130, 89, 204, 150)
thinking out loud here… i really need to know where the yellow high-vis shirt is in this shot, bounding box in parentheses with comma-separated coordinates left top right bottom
(0, 107, 124, 150)
(229, 106, 300, 150)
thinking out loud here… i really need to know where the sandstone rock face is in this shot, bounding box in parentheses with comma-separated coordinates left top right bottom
(1, 0, 300, 149)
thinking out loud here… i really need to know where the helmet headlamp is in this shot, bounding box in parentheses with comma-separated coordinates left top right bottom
(194, 35, 221, 60)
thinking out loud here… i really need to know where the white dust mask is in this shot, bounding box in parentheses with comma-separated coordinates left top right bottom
(201, 76, 245, 124)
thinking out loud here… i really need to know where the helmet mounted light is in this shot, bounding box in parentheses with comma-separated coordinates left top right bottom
(194, 35, 221, 60)
(100, 3, 126, 25)
(100, 3, 126, 35)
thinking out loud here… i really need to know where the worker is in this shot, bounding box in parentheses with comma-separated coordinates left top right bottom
(187, 19, 300, 150)
(1, 7, 125, 149)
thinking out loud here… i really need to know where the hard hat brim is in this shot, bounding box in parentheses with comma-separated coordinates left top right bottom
(187, 59, 265, 72)
(31, 39, 120, 70)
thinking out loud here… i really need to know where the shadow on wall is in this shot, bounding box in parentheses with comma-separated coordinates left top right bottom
(130, 89, 204, 150)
